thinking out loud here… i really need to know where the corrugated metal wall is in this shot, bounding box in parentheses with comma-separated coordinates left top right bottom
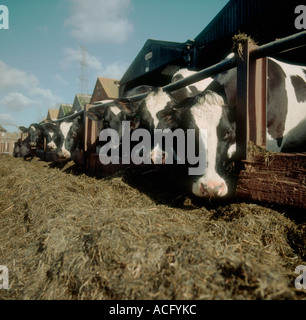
(119, 0, 305, 94)
(194, 0, 305, 69)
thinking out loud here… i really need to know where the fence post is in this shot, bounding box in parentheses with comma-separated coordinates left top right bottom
(236, 39, 251, 161)
(249, 48, 267, 150)
(236, 37, 267, 160)
(84, 104, 96, 154)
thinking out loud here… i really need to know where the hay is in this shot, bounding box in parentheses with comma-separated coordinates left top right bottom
(232, 32, 257, 58)
(0, 154, 305, 300)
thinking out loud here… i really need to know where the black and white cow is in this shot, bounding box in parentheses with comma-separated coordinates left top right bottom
(152, 55, 306, 198)
(86, 85, 158, 156)
(18, 123, 45, 152)
(170, 68, 213, 103)
(17, 122, 60, 155)
(49, 115, 85, 164)
(13, 135, 31, 158)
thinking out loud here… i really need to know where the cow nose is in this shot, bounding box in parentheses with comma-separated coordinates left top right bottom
(200, 181, 226, 197)
(29, 142, 36, 147)
(57, 151, 71, 159)
(151, 150, 167, 164)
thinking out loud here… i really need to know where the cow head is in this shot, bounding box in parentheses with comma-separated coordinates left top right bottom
(115, 88, 176, 135)
(56, 116, 84, 159)
(171, 68, 214, 103)
(40, 122, 59, 152)
(152, 90, 236, 198)
(19, 123, 44, 150)
(189, 91, 236, 197)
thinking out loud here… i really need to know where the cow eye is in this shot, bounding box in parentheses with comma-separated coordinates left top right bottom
(223, 129, 232, 140)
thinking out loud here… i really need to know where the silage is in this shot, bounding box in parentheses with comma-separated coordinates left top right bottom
(0, 154, 305, 300)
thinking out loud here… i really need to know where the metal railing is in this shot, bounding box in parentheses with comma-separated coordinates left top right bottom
(89, 30, 306, 108)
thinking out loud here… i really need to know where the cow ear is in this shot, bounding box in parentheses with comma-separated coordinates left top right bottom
(73, 115, 82, 125)
(19, 126, 28, 132)
(115, 98, 138, 114)
(86, 109, 100, 121)
(43, 122, 58, 131)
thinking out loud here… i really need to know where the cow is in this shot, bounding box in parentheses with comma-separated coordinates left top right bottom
(13, 135, 31, 158)
(170, 68, 213, 103)
(16, 122, 60, 157)
(18, 124, 45, 152)
(113, 71, 214, 163)
(86, 85, 157, 157)
(49, 115, 85, 164)
(152, 55, 306, 198)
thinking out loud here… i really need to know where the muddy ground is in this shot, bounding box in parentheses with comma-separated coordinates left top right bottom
(0, 154, 305, 300)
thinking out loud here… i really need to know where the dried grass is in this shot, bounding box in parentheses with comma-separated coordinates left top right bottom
(0, 154, 305, 300)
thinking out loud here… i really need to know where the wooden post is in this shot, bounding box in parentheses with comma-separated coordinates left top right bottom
(236, 38, 268, 160)
(84, 104, 96, 154)
(249, 50, 267, 149)
(236, 39, 251, 161)
(43, 137, 47, 161)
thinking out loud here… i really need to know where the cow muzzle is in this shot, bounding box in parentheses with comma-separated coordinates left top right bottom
(57, 150, 71, 159)
(192, 178, 228, 198)
(199, 181, 227, 197)
(29, 142, 37, 149)
(151, 150, 168, 164)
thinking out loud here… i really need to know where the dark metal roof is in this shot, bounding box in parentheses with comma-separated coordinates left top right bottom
(119, 39, 194, 95)
(119, 0, 305, 95)
(193, 0, 306, 69)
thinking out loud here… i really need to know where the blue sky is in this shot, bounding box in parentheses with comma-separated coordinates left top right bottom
(0, 0, 229, 131)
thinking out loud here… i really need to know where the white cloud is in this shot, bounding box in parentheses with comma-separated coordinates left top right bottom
(102, 61, 129, 79)
(61, 47, 128, 80)
(0, 113, 15, 124)
(0, 60, 61, 122)
(53, 74, 69, 86)
(0, 61, 39, 90)
(0, 92, 34, 112)
(61, 47, 103, 72)
(65, 0, 134, 44)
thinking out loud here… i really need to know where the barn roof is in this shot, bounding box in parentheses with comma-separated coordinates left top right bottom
(193, 0, 306, 69)
(90, 77, 119, 103)
(58, 104, 73, 119)
(119, 39, 190, 95)
(119, 0, 305, 95)
(47, 109, 59, 121)
(73, 94, 92, 112)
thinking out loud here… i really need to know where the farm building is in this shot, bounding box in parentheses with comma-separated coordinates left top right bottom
(0, 124, 7, 134)
(119, 0, 305, 95)
(0, 128, 19, 155)
(58, 104, 73, 119)
(72, 94, 92, 112)
(46, 109, 59, 121)
(90, 77, 119, 103)
(119, 39, 193, 96)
